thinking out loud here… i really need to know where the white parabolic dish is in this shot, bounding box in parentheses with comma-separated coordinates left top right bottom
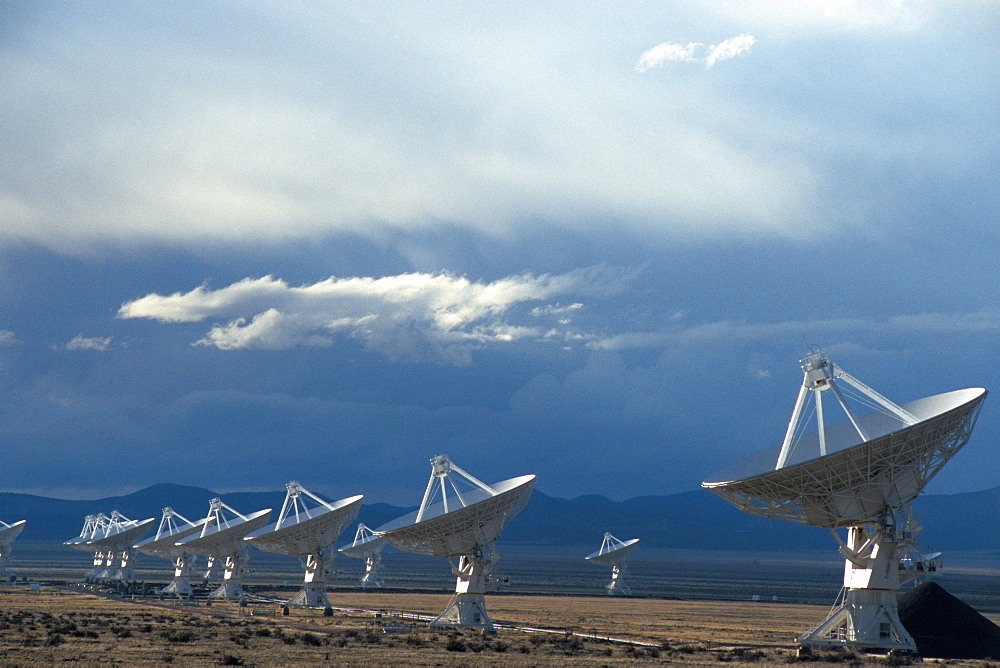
(134, 519, 208, 558)
(176, 509, 272, 555)
(376, 474, 535, 557)
(338, 532, 384, 559)
(245, 495, 363, 556)
(0, 520, 26, 546)
(702, 387, 987, 528)
(87, 518, 156, 551)
(585, 538, 640, 567)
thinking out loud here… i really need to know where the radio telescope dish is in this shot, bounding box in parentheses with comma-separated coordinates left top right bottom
(376, 454, 535, 632)
(585, 533, 639, 596)
(702, 351, 987, 654)
(338, 523, 387, 588)
(134, 507, 209, 597)
(175, 499, 271, 601)
(0, 520, 26, 577)
(245, 482, 363, 608)
(65, 513, 112, 578)
(64, 512, 154, 582)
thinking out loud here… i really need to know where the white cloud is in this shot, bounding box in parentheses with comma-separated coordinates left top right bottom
(636, 42, 702, 71)
(706, 34, 755, 68)
(636, 34, 754, 71)
(63, 335, 113, 351)
(119, 269, 623, 364)
(0, 330, 20, 346)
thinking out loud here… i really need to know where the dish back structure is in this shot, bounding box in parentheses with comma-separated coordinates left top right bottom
(585, 533, 639, 595)
(175, 499, 271, 601)
(134, 507, 208, 597)
(0, 520, 26, 577)
(338, 523, 387, 588)
(245, 482, 362, 608)
(376, 455, 535, 631)
(702, 352, 986, 654)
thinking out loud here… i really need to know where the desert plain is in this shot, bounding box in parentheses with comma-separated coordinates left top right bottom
(0, 584, 997, 666)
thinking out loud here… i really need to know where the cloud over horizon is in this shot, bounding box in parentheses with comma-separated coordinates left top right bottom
(119, 269, 624, 364)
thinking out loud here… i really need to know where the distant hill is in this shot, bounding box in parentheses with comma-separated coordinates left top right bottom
(2, 482, 998, 553)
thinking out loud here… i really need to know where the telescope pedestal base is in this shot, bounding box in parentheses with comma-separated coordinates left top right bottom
(798, 588, 916, 654)
(288, 583, 331, 608)
(429, 593, 494, 631)
(208, 581, 246, 601)
(162, 579, 193, 597)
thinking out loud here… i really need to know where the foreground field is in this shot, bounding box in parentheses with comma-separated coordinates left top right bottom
(0, 585, 995, 666)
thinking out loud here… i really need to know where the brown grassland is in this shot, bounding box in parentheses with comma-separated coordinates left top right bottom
(0, 584, 996, 666)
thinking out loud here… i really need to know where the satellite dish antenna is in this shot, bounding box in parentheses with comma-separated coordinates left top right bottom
(338, 523, 387, 588)
(134, 507, 209, 597)
(65, 513, 112, 578)
(0, 520, 26, 577)
(585, 532, 639, 595)
(64, 511, 154, 582)
(376, 454, 535, 632)
(893, 502, 943, 584)
(703, 351, 986, 653)
(245, 482, 363, 608)
(175, 498, 271, 601)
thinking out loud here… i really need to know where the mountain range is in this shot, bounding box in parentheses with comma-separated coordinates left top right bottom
(3, 482, 998, 553)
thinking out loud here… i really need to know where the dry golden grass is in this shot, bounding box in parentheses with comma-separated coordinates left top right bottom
(0, 584, 994, 666)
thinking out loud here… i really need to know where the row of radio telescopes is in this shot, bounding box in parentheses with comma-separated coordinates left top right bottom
(0, 351, 988, 653)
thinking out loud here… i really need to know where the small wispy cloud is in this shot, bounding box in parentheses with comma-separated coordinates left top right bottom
(637, 34, 755, 71)
(63, 335, 113, 351)
(0, 330, 20, 346)
(636, 42, 702, 71)
(706, 34, 756, 68)
(119, 269, 627, 365)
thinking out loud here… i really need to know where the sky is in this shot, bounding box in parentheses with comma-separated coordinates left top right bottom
(1, 1, 998, 506)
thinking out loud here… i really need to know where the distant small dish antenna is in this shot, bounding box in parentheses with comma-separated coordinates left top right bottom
(585, 532, 639, 595)
(0, 519, 26, 577)
(703, 351, 986, 654)
(134, 507, 209, 597)
(376, 454, 535, 632)
(338, 523, 387, 588)
(245, 482, 362, 608)
(174, 499, 271, 602)
(64, 511, 154, 582)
